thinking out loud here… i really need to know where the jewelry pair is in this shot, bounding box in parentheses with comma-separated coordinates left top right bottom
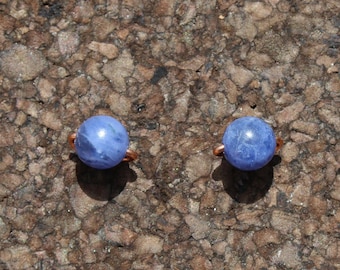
(68, 115, 283, 172)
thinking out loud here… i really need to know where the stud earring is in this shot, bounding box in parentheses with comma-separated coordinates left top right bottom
(68, 115, 137, 169)
(213, 116, 283, 171)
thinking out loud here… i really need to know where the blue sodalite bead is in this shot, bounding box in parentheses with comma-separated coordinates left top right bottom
(75, 116, 129, 169)
(222, 116, 276, 171)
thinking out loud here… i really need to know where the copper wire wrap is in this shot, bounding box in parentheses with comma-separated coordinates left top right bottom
(122, 149, 138, 162)
(275, 137, 283, 153)
(68, 133, 76, 150)
(213, 145, 225, 156)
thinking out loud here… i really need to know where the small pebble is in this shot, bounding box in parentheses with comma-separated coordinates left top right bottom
(0, 45, 47, 81)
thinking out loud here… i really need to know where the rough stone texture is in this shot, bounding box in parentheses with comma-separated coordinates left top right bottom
(69, 184, 108, 219)
(272, 241, 301, 268)
(58, 30, 80, 56)
(185, 214, 210, 240)
(102, 50, 134, 92)
(104, 224, 138, 247)
(0, 1, 339, 269)
(276, 101, 305, 125)
(133, 234, 164, 254)
(87, 41, 119, 59)
(0, 45, 47, 81)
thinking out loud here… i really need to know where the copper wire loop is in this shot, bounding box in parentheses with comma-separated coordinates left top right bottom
(68, 133, 76, 150)
(213, 145, 225, 156)
(123, 149, 138, 162)
(275, 137, 283, 153)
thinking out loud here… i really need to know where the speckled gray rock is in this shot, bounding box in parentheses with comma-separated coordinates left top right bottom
(102, 50, 134, 91)
(0, 45, 47, 81)
(58, 30, 80, 56)
(133, 234, 164, 254)
(185, 214, 210, 240)
(272, 241, 301, 268)
(69, 184, 108, 219)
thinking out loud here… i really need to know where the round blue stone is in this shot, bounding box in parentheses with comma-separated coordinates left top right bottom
(222, 116, 276, 171)
(75, 116, 129, 169)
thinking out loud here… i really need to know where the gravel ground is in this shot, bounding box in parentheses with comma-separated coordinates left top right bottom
(0, 0, 339, 269)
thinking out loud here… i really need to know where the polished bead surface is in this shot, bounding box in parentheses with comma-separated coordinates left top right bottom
(75, 116, 129, 169)
(222, 116, 276, 171)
